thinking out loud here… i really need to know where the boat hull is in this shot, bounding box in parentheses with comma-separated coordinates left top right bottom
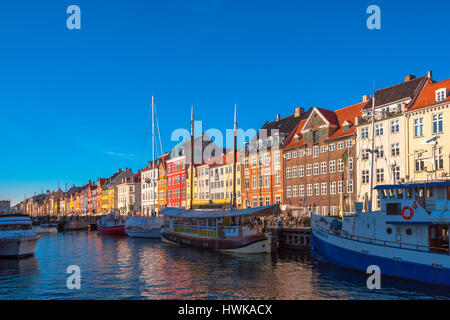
(125, 227, 161, 239)
(97, 224, 125, 235)
(161, 229, 271, 254)
(0, 236, 40, 257)
(311, 229, 450, 287)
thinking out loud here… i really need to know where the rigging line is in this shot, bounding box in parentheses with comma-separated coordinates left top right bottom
(140, 101, 153, 168)
(154, 102, 164, 157)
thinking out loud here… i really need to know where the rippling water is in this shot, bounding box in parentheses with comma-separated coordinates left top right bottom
(0, 231, 449, 300)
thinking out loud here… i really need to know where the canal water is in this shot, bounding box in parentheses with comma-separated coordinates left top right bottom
(0, 231, 449, 300)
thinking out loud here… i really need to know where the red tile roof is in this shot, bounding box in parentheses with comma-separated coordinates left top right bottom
(408, 78, 450, 112)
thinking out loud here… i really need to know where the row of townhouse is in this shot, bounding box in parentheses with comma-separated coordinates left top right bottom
(20, 71, 450, 217)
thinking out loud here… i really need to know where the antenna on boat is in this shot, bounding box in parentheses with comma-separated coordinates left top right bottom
(232, 104, 238, 209)
(152, 95, 156, 216)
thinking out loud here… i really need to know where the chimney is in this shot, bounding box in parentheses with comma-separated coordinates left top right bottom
(294, 107, 304, 118)
(355, 116, 360, 126)
(276, 114, 280, 122)
(362, 95, 370, 102)
(405, 75, 416, 82)
(117, 168, 122, 173)
(428, 70, 433, 80)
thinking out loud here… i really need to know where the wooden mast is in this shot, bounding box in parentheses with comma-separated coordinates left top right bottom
(190, 105, 194, 209)
(232, 104, 237, 209)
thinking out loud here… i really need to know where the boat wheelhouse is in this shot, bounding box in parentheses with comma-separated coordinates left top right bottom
(160, 204, 280, 254)
(97, 212, 126, 235)
(311, 181, 450, 286)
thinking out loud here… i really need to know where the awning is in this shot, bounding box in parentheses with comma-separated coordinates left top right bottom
(374, 181, 450, 190)
(159, 204, 281, 219)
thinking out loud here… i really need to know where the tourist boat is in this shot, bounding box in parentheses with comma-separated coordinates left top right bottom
(0, 212, 40, 257)
(160, 105, 279, 254)
(311, 181, 450, 286)
(160, 205, 279, 253)
(97, 213, 126, 235)
(125, 217, 163, 238)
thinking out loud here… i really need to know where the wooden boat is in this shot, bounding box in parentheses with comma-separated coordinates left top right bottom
(160, 205, 279, 253)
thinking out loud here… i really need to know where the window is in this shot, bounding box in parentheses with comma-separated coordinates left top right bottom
(322, 206, 328, 216)
(252, 176, 257, 189)
(346, 140, 352, 148)
(275, 172, 280, 186)
(314, 183, 320, 196)
(391, 143, 400, 157)
(299, 150, 304, 157)
(313, 131, 319, 144)
(320, 145, 327, 153)
(286, 152, 291, 160)
(306, 164, 312, 176)
(436, 89, 447, 102)
(435, 147, 444, 170)
(293, 186, 298, 197)
(299, 165, 304, 177)
(313, 146, 319, 157)
(391, 120, 399, 134)
(330, 182, 336, 194)
(347, 180, 353, 193)
(306, 148, 311, 156)
(432, 113, 443, 134)
(329, 144, 335, 151)
(264, 153, 270, 165)
(361, 127, 369, 139)
(348, 157, 353, 170)
(375, 146, 384, 159)
(362, 149, 369, 161)
(321, 183, 327, 195)
(375, 124, 383, 136)
(330, 206, 337, 215)
(376, 168, 384, 183)
(265, 197, 270, 206)
(414, 118, 423, 137)
(307, 184, 312, 196)
(292, 166, 297, 178)
(337, 142, 344, 150)
(275, 151, 280, 163)
(258, 176, 263, 188)
(338, 181, 343, 194)
(299, 185, 304, 197)
(265, 175, 270, 188)
(321, 162, 327, 174)
(286, 167, 291, 179)
(251, 157, 257, 167)
(275, 195, 281, 204)
(313, 163, 319, 175)
(362, 170, 369, 184)
(287, 186, 291, 198)
(252, 197, 257, 208)
(337, 159, 344, 172)
(393, 166, 400, 182)
(329, 160, 336, 173)
(292, 151, 297, 159)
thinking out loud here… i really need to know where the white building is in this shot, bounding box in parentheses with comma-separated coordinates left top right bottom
(356, 75, 427, 211)
(141, 163, 159, 216)
(118, 172, 141, 214)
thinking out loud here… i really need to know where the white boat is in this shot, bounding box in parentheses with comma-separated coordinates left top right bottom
(33, 223, 58, 234)
(125, 217, 163, 238)
(0, 214, 40, 257)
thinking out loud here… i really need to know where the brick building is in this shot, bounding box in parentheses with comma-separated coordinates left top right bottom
(282, 101, 365, 216)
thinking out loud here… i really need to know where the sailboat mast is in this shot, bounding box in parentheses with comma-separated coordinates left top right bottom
(232, 104, 237, 209)
(368, 95, 376, 211)
(190, 105, 194, 209)
(152, 95, 155, 215)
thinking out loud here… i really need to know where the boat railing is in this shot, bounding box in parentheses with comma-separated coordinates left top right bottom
(314, 221, 449, 254)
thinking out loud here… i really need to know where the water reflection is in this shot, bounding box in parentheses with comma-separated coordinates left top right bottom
(0, 231, 449, 300)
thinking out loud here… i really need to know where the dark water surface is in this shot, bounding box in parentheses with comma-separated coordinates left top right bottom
(0, 231, 449, 299)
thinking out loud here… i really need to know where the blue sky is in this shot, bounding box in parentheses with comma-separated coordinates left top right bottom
(1, 0, 449, 205)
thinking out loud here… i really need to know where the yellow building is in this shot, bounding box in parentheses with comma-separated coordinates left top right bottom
(102, 187, 115, 213)
(157, 154, 169, 211)
(406, 77, 450, 182)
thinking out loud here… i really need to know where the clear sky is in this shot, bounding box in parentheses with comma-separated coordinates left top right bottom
(1, 0, 449, 205)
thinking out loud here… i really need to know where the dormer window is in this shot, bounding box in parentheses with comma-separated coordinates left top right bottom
(436, 89, 447, 102)
(342, 120, 351, 132)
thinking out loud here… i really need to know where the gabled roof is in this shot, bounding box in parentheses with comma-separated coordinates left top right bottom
(363, 76, 427, 110)
(282, 101, 365, 149)
(408, 78, 450, 112)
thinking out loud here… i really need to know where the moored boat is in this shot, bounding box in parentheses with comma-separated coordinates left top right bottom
(125, 216, 163, 238)
(0, 213, 40, 257)
(311, 181, 450, 286)
(97, 213, 126, 235)
(160, 205, 279, 253)
(33, 223, 58, 234)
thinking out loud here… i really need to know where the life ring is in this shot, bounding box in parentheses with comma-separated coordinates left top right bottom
(401, 206, 414, 220)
